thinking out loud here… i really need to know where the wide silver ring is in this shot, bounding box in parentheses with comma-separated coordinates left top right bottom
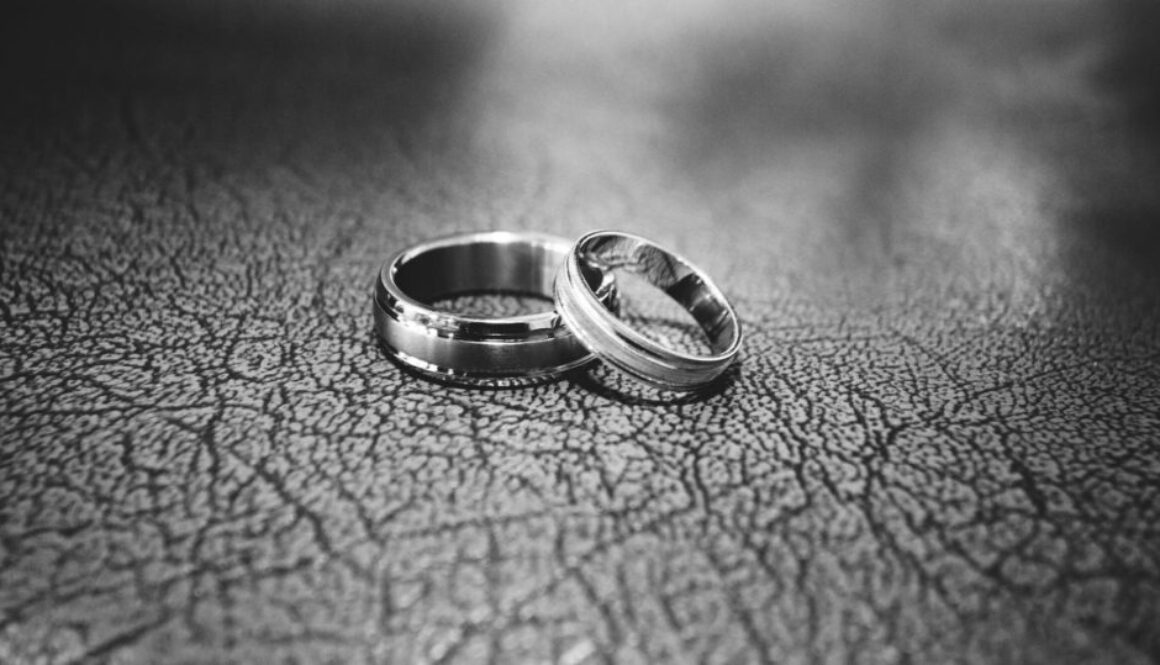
(374, 231, 617, 386)
(554, 230, 742, 391)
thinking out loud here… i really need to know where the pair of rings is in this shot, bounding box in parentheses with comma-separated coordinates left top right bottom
(372, 230, 742, 391)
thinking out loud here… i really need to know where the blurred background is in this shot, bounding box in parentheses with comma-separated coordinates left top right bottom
(5, 0, 1159, 309)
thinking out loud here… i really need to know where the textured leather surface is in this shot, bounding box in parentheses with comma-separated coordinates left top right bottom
(3, 0, 1160, 662)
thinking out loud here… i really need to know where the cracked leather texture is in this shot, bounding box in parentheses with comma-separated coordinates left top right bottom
(3, 0, 1160, 663)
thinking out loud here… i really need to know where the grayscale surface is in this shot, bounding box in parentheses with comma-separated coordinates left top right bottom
(2, 0, 1159, 662)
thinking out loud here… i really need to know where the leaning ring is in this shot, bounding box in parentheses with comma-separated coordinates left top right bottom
(554, 230, 742, 391)
(374, 231, 617, 385)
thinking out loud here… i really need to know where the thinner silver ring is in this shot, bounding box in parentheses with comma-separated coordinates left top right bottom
(554, 230, 742, 391)
(374, 231, 617, 386)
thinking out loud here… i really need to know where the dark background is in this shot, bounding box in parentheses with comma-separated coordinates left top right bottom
(2, 0, 1159, 662)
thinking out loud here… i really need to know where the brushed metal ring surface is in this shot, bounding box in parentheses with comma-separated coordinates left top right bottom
(374, 231, 617, 386)
(554, 230, 742, 391)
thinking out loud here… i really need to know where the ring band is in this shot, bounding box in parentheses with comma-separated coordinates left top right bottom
(554, 230, 742, 391)
(374, 231, 617, 385)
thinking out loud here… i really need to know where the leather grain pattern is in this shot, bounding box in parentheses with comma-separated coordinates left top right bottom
(3, 0, 1160, 663)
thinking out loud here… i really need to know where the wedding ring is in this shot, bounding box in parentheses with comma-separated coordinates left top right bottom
(374, 231, 617, 385)
(554, 230, 742, 391)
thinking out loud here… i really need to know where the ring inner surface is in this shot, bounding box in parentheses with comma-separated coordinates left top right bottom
(396, 240, 559, 305)
(581, 236, 738, 354)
